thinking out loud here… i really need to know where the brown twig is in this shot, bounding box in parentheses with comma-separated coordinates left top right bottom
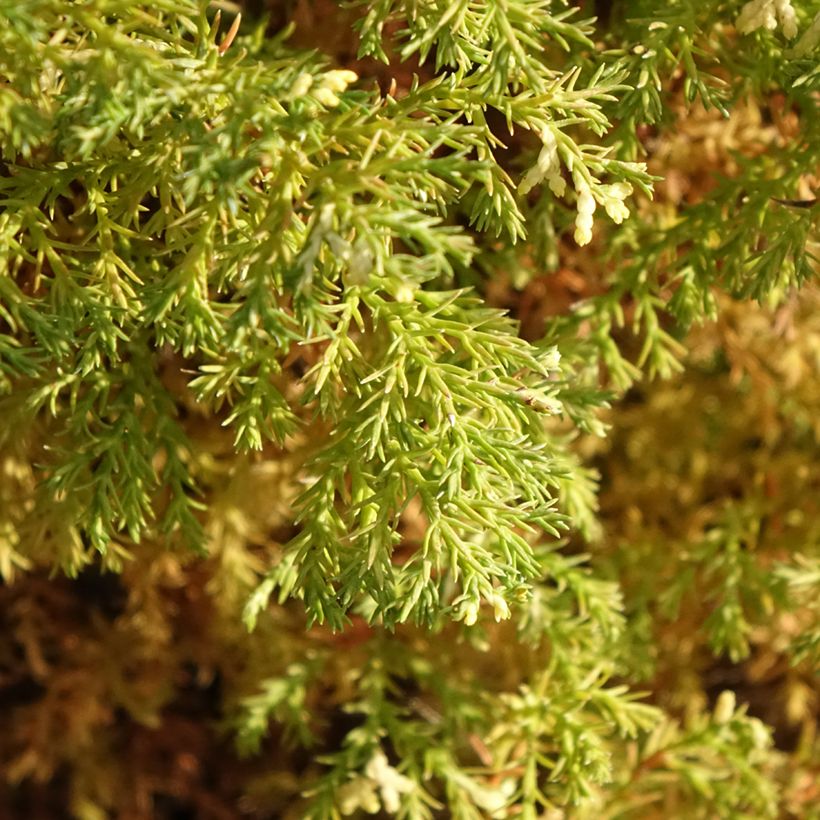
(218, 12, 241, 56)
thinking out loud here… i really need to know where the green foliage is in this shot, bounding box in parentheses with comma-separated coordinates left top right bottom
(0, 0, 818, 817)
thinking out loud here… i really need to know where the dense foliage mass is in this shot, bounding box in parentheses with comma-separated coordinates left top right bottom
(0, 0, 818, 817)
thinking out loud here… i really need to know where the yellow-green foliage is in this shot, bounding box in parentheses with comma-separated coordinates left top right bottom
(0, 0, 818, 817)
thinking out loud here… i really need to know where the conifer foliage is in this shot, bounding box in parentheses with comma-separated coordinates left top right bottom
(0, 0, 818, 817)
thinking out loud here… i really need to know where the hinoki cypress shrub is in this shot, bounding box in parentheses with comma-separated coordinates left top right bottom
(0, 0, 818, 816)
